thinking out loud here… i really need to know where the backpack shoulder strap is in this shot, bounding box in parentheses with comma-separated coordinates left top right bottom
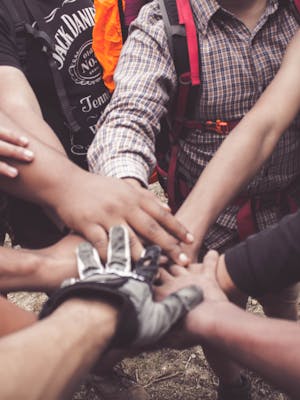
(118, 0, 127, 41)
(21, 0, 81, 134)
(158, 0, 200, 86)
(290, 0, 300, 23)
(1, 0, 31, 67)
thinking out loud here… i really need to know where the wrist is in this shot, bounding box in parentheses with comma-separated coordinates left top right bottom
(49, 167, 89, 217)
(123, 177, 143, 188)
(184, 301, 232, 343)
(175, 204, 208, 245)
(217, 254, 244, 298)
(59, 298, 118, 346)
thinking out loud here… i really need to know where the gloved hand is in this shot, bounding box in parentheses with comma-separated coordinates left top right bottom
(40, 225, 203, 347)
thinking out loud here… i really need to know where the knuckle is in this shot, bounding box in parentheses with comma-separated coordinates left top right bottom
(158, 207, 170, 220)
(93, 238, 107, 250)
(163, 240, 180, 255)
(129, 233, 139, 248)
(146, 220, 160, 237)
(6, 144, 20, 157)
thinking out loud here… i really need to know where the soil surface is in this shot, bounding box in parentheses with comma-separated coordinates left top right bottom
(9, 183, 292, 400)
(9, 291, 290, 400)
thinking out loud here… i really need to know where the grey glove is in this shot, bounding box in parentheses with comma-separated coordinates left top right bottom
(40, 225, 203, 347)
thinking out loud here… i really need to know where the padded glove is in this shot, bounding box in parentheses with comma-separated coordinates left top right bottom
(40, 225, 203, 347)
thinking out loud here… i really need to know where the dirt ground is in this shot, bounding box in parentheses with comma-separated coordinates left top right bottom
(8, 183, 291, 400)
(9, 291, 290, 400)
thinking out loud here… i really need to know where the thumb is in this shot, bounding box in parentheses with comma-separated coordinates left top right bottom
(203, 250, 219, 275)
(161, 285, 203, 325)
(135, 286, 203, 347)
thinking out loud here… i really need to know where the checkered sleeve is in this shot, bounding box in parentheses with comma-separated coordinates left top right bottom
(88, 1, 177, 186)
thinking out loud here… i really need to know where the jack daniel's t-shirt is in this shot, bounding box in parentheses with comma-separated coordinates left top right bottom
(0, 0, 111, 168)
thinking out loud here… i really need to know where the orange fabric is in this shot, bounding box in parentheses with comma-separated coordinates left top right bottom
(93, 0, 125, 92)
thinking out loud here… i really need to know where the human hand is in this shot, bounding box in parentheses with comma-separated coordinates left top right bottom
(40, 225, 203, 348)
(155, 250, 227, 303)
(154, 251, 228, 347)
(55, 173, 194, 265)
(0, 127, 33, 177)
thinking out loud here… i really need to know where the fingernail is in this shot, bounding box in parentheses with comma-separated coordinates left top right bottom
(186, 232, 194, 243)
(19, 136, 29, 145)
(179, 252, 189, 265)
(8, 166, 18, 177)
(24, 149, 34, 158)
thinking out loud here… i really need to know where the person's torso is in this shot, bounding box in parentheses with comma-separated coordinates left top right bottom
(17, 0, 111, 168)
(177, 0, 300, 197)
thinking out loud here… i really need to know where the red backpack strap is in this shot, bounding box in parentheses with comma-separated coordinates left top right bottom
(159, 0, 199, 85)
(158, 0, 200, 210)
(175, 0, 200, 85)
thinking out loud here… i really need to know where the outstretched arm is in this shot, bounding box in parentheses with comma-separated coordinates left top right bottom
(0, 234, 84, 292)
(0, 66, 66, 153)
(156, 251, 300, 398)
(189, 299, 300, 399)
(0, 298, 117, 400)
(0, 112, 192, 265)
(176, 29, 300, 260)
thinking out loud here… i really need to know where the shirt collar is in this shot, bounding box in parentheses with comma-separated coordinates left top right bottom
(191, 0, 220, 35)
(191, 0, 281, 36)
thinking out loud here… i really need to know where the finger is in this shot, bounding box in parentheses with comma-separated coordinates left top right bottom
(169, 264, 188, 277)
(152, 285, 166, 302)
(107, 225, 131, 272)
(157, 267, 173, 282)
(0, 140, 34, 161)
(135, 245, 161, 281)
(203, 250, 219, 275)
(129, 209, 190, 266)
(142, 286, 203, 344)
(127, 227, 144, 261)
(81, 224, 108, 261)
(0, 161, 18, 178)
(187, 263, 203, 273)
(158, 254, 169, 265)
(0, 127, 29, 146)
(141, 193, 194, 245)
(147, 190, 171, 212)
(167, 286, 203, 314)
(76, 241, 104, 278)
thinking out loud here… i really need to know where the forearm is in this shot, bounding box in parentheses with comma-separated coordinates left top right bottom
(222, 211, 300, 297)
(0, 124, 86, 213)
(189, 302, 300, 397)
(176, 35, 300, 243)
(0, 235, 80, 292)
(176, 109, 281, 243)
(0, 67, 65, 153)
(0, 299, 117, 400)
(88, 3, 176, 183)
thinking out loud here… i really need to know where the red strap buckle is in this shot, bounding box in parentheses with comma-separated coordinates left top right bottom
(205, 120, 230, 135)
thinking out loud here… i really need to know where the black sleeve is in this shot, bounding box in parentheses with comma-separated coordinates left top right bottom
(225, 210, 300, 297)
(0, 6, 21, 69)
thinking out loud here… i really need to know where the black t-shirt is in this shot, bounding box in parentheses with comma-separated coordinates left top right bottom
(0, 0, 111, 168)
(225, 211, 300, 297)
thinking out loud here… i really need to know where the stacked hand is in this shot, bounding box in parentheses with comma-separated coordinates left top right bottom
(154, 250, 229, 347)
(55, 173, 194, 265)
(40, 225, 203, 347)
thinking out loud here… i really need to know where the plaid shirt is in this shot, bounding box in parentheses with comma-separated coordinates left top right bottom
(89, 0, 300, 249)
